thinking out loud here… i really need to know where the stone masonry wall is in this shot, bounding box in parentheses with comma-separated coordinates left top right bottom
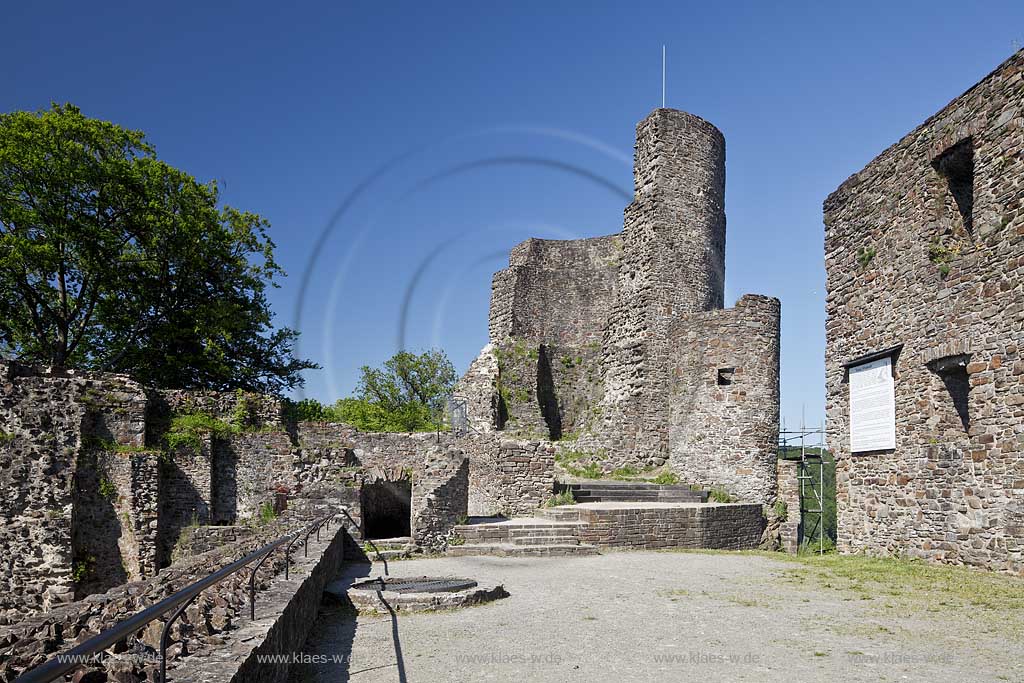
(668, 294, 781, 503)
(596, 109, 728, 465)
(0, 508, 342, 682)
(452, 343, 500, 433)
(488, 235, 620, 346)
(573, 503, 764, 550)
(776, 459, 802, 553)
(73, 449, 160, 597)
(461, 436, 556, 516)
(411, 445, 469, 550)
(0, 363, 155, 622)
(824, 49, 1024, 573)
(293, 423, 555, 519)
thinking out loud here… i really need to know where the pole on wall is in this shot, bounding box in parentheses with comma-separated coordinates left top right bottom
(662, 45, 666, 108)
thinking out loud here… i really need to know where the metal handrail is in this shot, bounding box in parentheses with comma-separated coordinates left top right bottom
(16, 510, 339, 683)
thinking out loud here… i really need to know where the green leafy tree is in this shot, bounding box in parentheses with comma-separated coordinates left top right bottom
(0, 103, 315, 391)
(356, 349, 456, 419)
(288, 349, 456, 432)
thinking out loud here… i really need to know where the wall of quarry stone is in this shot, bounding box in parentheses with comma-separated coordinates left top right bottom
(460, 436, 556, 516)
(488, 235, 620, 346)
(73, 448, 160, 596)
(574, 503, 764, 550)
(0, 507, 345, 683)
(775, 459, 803, 553)
(486, 339, 605, 442)
(824, 49, 1024, 573)
(596, 109, 727, 465)
(292, 423, 555, 519)
(457, 108, 781, 492)
(668, 294, 781, 503)
(452, 343, 501, 433)
(411, 446, 469, 550)
(0, 363, 155, 625)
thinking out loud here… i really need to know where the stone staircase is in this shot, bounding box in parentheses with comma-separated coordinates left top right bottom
(561, 481, 708, 503)
(363, 536, 416, 561)
(449, 517, 599, 557)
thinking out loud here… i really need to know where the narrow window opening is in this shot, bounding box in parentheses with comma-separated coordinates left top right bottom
(932, 138, 974, 235)
(717, 368, 735, 386)
(927, 354, 971, 433)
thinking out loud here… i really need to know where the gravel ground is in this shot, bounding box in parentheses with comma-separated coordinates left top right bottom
(288, 551, 1023, 683)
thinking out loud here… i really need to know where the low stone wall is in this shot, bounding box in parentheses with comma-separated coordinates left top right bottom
(0, 505, 335, 682)
(174, 520, 349, 683)
(574, 503, 765, 550)
(412, 446, 469, 551)
(171, 525, 255, 563)
(461, 436, 556, 516)
(776, 460, 802, 553)
(292, 425, 555, 520)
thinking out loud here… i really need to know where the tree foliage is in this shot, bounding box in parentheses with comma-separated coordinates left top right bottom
(288, 349, 456, 432)
(0, 104, 315, 391)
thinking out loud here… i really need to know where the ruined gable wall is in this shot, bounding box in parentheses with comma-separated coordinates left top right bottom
(488, 235, 621, 346)
(824, 49, 1024, 573)
(0, 363, 154, 622)
(596, 109, 727, 465)
(668, 295, 781, 503)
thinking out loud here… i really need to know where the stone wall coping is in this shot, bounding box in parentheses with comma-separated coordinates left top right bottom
(569, 501, 762, 510)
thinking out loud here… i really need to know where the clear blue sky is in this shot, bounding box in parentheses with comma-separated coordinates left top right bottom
(3, 1, 1022, 430)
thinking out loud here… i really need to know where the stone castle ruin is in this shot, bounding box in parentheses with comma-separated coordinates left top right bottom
(825, 49, 1024, 573)
(457, 108, 782, 502)
(6, 51, 1022, 679)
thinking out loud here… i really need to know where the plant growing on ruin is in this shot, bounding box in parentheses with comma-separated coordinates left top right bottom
(258, 502, 277, 524)
(164, 412, 237, 451)
(0, 431, 14, 445)
(0, 104, 316, 391)
(773, 498, 789, 520)
(447, 534, 465, 547)
(856, 246, 877, 269)
(230, 390, 257, 431)
(928, 237, 962, 278)
(611, 465, 639, 480)
(708, 487, 733, 503)
(651, 471, 681, 485)
(544, 489, 577, 507)
(71, 555, 95, 583)
(98, 477, 117, 500)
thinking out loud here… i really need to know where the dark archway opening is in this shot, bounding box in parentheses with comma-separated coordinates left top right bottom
(361, 479, 412, 539)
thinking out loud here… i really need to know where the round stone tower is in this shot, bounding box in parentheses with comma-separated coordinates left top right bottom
(599, 108, 727, 463)
(630, 108, 726, 313)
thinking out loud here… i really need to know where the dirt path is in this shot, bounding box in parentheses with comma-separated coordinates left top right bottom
(289, 551, 1024, 683)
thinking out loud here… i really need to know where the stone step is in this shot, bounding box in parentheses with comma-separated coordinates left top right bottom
(540, 508, 582, 522)
(456, 521, 583, 546)
(565, 481, 687, 490)
(366, 549, 411, 561)
(447, 543, 599, 558)
(565, 484, 708, 503)
(455, 522, 579, 532)
(573, 493, 706, 503)
(510, 535, 580, 546)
